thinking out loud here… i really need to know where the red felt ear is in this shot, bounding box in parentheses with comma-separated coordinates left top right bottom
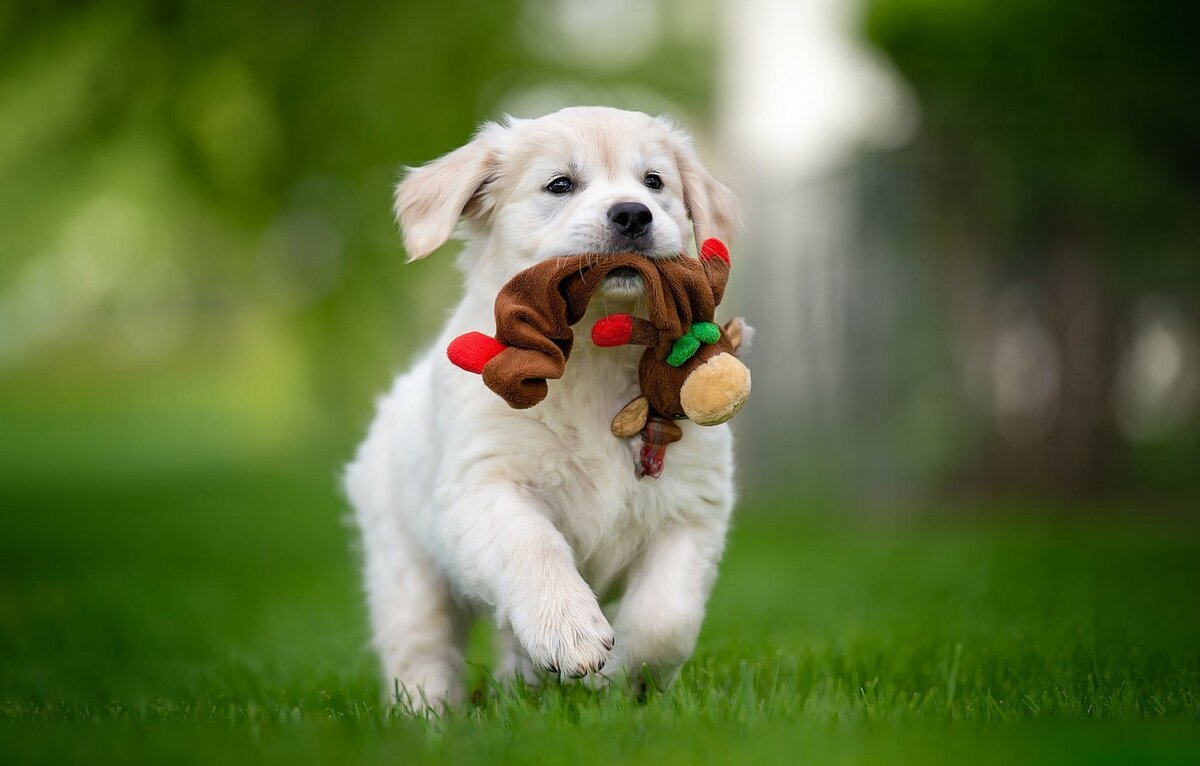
(447, 332, 507, 374)
(699, 238, 730, 264)
(591, 314, 635, 347)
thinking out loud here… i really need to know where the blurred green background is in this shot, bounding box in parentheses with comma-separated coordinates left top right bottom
(1, 0, 1198, 762)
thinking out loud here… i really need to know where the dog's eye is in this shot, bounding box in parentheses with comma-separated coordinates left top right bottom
(643, 173, 663, 191)
(545, 176, 574, 195)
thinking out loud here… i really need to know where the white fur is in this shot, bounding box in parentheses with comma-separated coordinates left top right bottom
(345, 106, 741, 708)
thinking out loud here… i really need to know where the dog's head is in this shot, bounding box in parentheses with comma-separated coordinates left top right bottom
(393, 106, 738, 290)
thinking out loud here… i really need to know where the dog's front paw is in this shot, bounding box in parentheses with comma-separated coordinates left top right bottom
(509, 584, 615, 679)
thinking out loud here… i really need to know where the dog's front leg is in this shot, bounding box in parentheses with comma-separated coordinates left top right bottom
(447, 483, 615, 678)
(600, 518, 728, 693)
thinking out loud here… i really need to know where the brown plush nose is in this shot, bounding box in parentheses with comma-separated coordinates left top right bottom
(608, 202, 653, 239)
(679, 352, 752, 426)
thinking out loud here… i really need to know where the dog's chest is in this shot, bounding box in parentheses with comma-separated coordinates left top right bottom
(520, 342, 726, 585)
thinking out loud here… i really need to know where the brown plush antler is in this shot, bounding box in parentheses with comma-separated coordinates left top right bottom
(450, 253, 721, 409)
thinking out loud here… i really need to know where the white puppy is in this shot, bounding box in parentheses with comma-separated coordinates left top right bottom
(344, 106, 740, 707)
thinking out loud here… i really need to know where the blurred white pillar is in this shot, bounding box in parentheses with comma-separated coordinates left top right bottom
(716, 0, 914, 483)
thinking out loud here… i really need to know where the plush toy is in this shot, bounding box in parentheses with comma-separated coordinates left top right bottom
(446, 238, 750, 477)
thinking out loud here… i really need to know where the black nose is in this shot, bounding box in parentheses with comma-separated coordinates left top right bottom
(607, 202, 653, 239)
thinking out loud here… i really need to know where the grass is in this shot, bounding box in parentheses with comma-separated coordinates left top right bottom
(1, 388, 1199, 764)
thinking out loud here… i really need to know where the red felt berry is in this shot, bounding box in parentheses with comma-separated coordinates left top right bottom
(447, 332, 507, 373)
(699, 238, 730, 264)
(591, 314, 635, 347)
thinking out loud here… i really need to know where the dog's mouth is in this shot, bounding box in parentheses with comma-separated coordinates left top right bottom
(597, 240, 673, 259)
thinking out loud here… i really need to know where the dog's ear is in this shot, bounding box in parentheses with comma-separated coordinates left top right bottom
(659, 117, 741, 248)
(393, 122, 504, 261)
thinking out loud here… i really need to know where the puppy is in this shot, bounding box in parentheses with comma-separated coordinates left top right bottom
(344, 106, 740, 707)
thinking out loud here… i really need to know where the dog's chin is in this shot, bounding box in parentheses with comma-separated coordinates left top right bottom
(600, 268, 644, 299)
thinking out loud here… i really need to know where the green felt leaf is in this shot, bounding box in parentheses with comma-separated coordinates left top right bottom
(691, 321, 721, 345)
(668, 334, 701, 367)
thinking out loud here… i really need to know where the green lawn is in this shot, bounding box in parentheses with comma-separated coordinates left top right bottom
(1, 392, 1199, 764)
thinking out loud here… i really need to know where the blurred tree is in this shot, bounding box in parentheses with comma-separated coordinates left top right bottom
(0, 0, 718, 447)
(867, 0, 1200, 493)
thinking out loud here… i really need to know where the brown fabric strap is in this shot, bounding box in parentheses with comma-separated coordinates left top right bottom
(628, 317, 659, 346)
